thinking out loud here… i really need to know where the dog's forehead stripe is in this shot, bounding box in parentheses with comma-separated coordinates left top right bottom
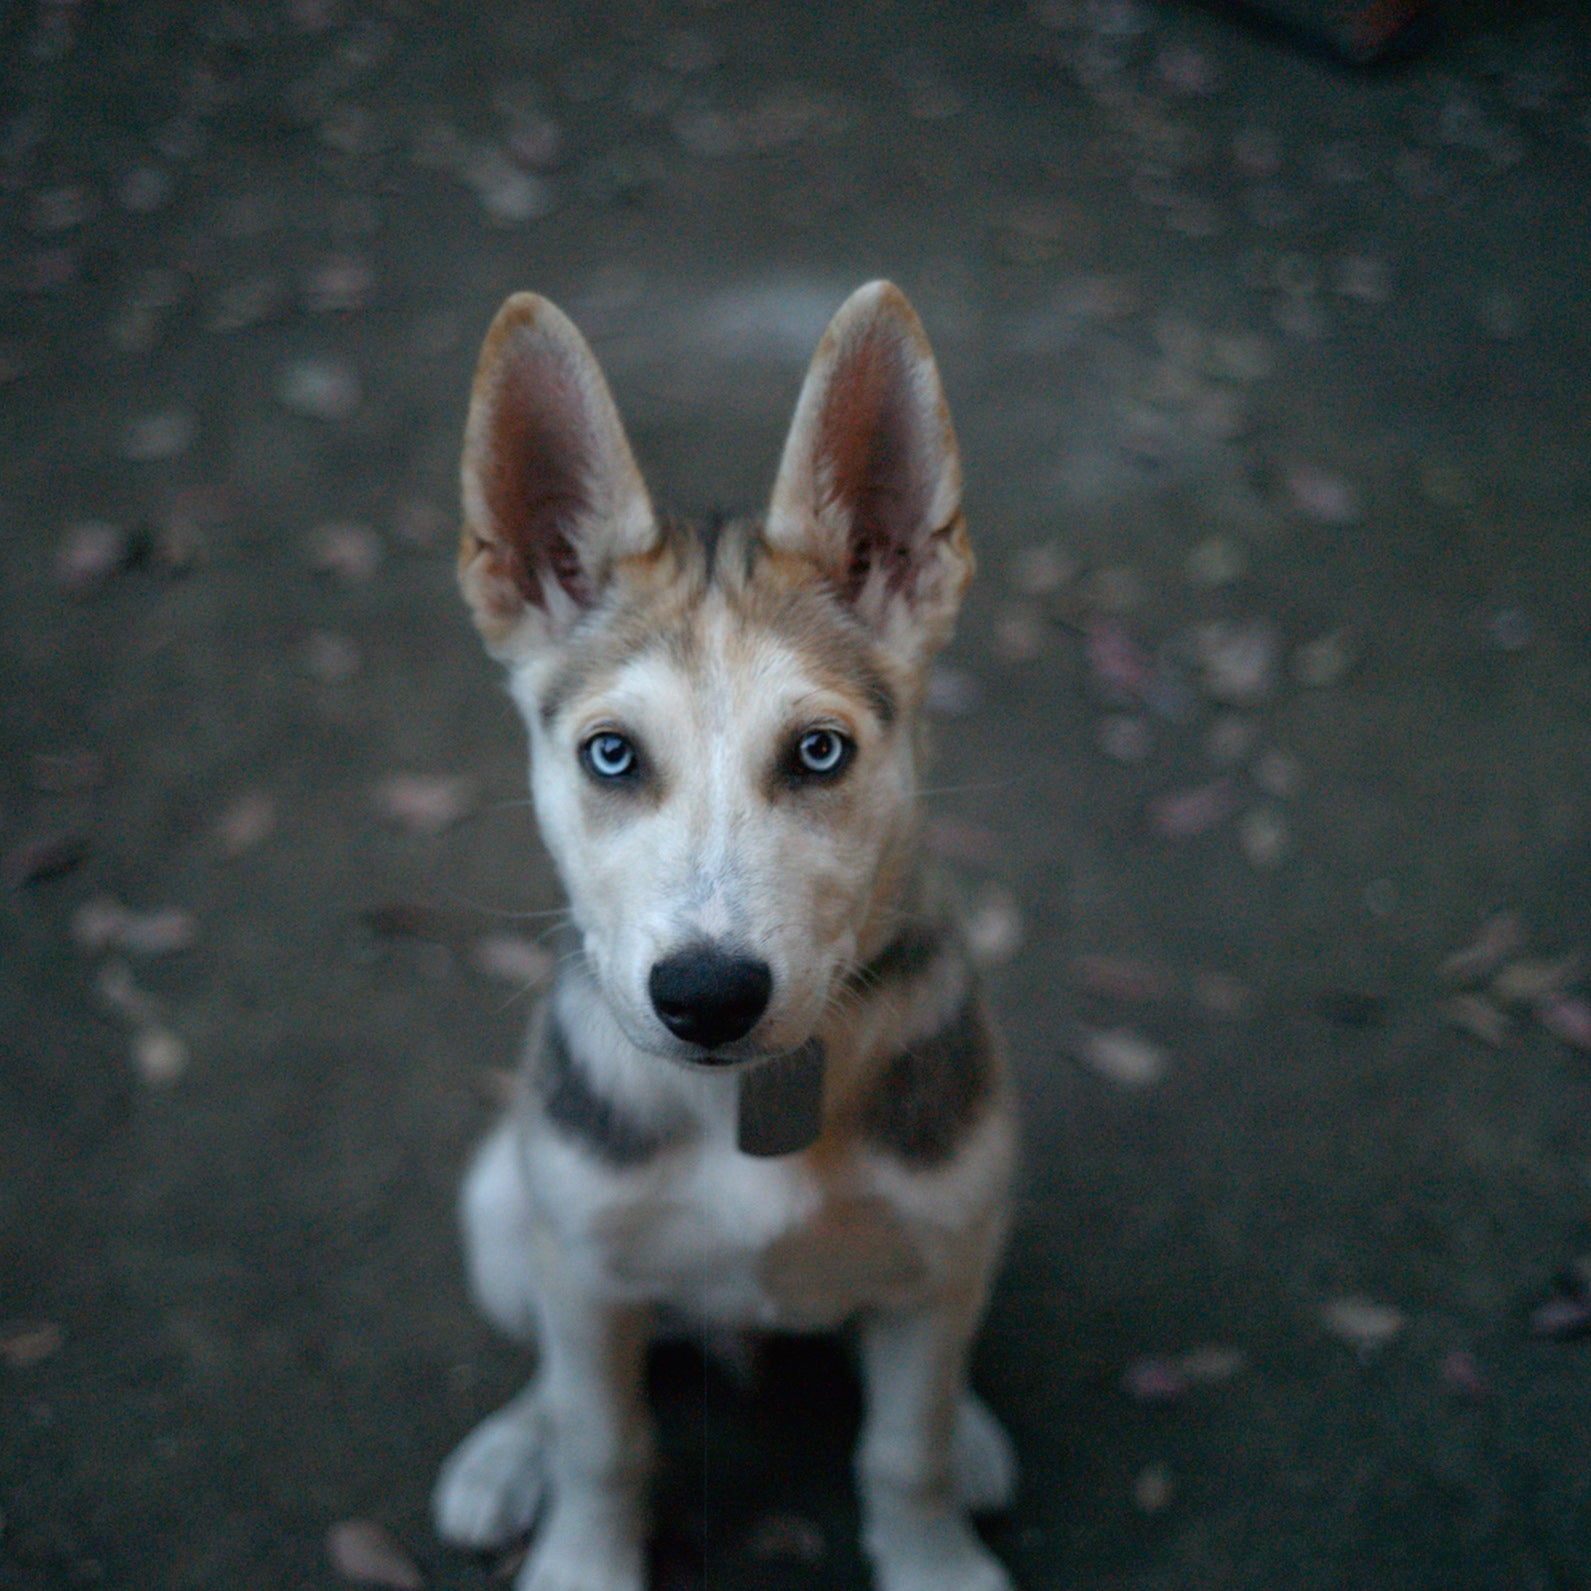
(534, 531, 899, 733)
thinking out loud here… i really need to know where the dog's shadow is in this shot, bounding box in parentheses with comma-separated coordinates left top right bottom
(649, 1334, 870, 1590)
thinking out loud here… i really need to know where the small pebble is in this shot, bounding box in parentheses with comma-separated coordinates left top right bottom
(215, 791, 278, 858)
(1321, 1296, 1404, 1355)
(1076, 1025, 1167, 1087)
(1185, 535, 1245, 587)
(326, 1519, 424, 1591)
(373, 773, 475, 836)
(472, 934, 555, 988)
(132, 1026, 188, 1087)
(1237, 806, 1288, 867)
(278, 356, 361, 421)
(1132, 1462, 1176, 1514)
(1097, 713, 1152, 763)
(308, 521, 383, 583)
(1148, 779, 1234, 840)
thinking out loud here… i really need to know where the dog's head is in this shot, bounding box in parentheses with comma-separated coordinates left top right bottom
(458, 282, 972, 1067)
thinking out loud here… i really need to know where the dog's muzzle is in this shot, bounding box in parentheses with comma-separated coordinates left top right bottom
(648, 944, 772, 1054)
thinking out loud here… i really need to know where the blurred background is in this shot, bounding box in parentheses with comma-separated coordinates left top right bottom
(3, 0, 1591, 1586)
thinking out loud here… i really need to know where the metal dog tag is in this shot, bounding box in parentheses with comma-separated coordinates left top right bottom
(737, 1040, 825, 1157)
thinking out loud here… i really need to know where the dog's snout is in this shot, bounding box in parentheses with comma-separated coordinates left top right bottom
(648, 945, 772, 1050)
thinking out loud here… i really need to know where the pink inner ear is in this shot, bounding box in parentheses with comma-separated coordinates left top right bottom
(818, 327, 930, 601)
(478, 347, 596, 609)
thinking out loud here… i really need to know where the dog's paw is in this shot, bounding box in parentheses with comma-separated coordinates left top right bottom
(866, 1511, 1014, 1591)
(434, 1390, 549, 1550)
(952, 1393, 1017, 1515)
(514, 1506, 645, 1591)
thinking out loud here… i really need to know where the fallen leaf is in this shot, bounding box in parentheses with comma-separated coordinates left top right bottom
(1321, 1296, 1404, 1355)
(1436, 911, 1523, 984)
(1076, 1026, 1167, 1087)
(215, 791, 278, 858)
(5, 829, 90, 886)
(326, 1519, 424, 1590)
(0, 1320, 63, 1367)
(1443, 993, 1509, 1047)
(373, 774, 474, 836)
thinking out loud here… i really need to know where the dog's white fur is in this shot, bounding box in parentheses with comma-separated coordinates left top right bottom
(437, 282, 1019, 1591)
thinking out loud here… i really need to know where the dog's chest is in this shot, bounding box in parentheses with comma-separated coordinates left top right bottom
(586, 1148, 927, 1329)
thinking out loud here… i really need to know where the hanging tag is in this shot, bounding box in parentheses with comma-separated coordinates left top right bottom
(737, 1040, 825, 1157)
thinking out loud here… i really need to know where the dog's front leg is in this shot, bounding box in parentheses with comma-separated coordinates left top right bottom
(856, 1298, 1014, 1591)
(519, 1288, 654, 1591)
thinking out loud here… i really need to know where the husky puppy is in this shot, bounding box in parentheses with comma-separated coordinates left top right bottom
(435, 281, 1019, 1591)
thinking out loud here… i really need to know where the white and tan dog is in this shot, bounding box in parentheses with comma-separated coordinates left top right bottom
(435, 281, 1019, 1591)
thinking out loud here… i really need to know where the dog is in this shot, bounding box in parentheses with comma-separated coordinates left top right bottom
(434, 281, 1020, 1591)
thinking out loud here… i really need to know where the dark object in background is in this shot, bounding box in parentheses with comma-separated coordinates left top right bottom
(1202, 0, 1438, 64)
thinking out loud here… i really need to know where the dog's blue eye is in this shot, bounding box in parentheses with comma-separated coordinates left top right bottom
(795, 729, 851, 778)
(583, 732, 637, 781)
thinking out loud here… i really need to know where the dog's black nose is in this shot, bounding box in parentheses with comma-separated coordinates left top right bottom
(648, 946, 772, 1050)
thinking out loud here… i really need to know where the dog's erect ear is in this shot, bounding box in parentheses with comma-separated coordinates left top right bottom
(459, 293, 658, 655)
(765, 281, 971, 665)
